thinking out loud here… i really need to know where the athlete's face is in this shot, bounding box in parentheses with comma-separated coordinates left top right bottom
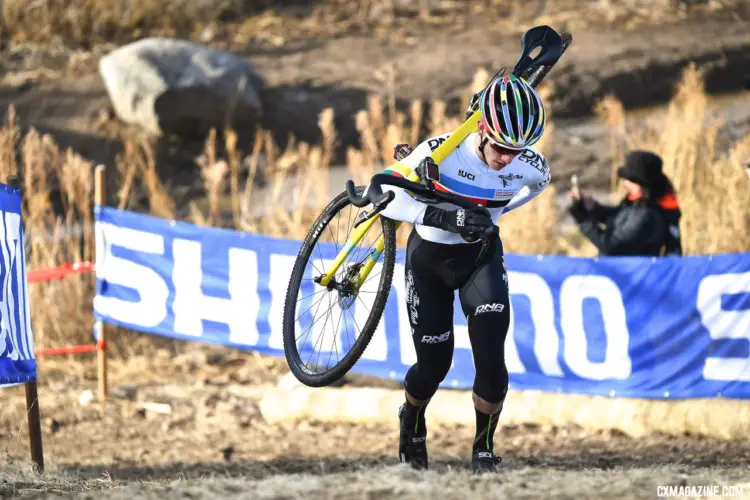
(478, 121, 523, 170)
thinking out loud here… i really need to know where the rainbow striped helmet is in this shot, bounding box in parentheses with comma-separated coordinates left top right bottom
(478, 74, 546, 150)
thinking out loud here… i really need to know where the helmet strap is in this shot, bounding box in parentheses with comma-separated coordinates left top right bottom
(478, 136, 489, 164)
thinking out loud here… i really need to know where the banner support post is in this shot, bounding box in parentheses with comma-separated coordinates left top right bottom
(7, 174, 45, 474)
(95, 165, 108, 404)
(24, 381, 44, 473)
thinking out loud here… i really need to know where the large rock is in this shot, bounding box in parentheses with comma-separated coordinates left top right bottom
(99, 37, 265, 136)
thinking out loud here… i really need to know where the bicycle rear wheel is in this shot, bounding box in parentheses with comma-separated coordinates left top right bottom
(282, 186, 397, 387)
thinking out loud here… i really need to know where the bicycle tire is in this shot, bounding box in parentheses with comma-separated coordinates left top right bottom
(282, 186, 397, 387)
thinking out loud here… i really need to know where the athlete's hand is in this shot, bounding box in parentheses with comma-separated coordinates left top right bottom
(423, 206, 497, 239)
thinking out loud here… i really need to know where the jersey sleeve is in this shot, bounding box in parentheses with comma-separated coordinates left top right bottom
(501, 151, 552, 215)
(372, 135, 449, 225)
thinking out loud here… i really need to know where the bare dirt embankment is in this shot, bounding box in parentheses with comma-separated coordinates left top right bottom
(2, 14, 749, 196)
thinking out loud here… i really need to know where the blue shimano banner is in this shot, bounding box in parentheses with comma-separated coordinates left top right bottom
(0, 184, 36, 387)
(94, 207, 750, 399)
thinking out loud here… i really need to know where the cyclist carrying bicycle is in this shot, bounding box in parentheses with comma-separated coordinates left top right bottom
(376, 74, 551, 474)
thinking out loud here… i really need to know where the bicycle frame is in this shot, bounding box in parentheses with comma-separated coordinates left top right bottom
(316, 109, 483, 288)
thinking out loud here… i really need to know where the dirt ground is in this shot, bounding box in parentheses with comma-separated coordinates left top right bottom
(2, 348, 750, 499)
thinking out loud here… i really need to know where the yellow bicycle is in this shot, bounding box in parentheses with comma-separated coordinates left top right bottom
(282, 26, 572, 387)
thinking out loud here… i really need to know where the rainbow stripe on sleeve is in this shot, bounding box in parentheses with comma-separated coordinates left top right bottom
(382, 163, 413, 178)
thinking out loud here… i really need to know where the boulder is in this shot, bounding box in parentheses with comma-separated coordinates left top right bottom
(99, 37, 264, 136)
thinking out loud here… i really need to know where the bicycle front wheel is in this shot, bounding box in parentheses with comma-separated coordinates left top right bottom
(282, 186, 397, 387)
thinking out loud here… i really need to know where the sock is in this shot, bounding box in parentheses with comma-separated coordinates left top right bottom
(473, 408, 500, 452)
(401, 400, 427, 436)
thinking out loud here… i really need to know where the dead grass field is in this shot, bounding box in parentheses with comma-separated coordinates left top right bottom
(3, 364, 750, 499)
(3, 463, 749, 499)
(2, 0, 743, 50)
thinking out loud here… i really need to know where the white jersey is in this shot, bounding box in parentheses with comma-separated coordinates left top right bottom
(378, 132, 551, 245)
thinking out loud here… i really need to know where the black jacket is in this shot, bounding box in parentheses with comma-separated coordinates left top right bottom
(570, 194, 683, 257)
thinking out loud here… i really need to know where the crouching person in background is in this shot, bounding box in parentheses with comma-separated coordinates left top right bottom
(568, 150, 683, 257)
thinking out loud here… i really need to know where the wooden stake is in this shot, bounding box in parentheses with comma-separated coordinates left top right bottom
(95, 165, 108, 404)
(24, 381, 44, 473)
(7, 173, 45, 473)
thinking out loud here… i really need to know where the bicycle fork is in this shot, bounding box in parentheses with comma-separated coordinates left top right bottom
(316, 181, 419, 290)
(316, 213, 403, 291)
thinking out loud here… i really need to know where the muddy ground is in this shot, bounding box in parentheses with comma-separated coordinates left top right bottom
(2, 348, 750, 499)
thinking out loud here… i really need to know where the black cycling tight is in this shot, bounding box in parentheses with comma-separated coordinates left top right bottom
(403, 229, 510, 404)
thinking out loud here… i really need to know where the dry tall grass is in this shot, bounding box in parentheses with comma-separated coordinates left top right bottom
(1, 65, 747, 365)
(2, 0, 741, 49)
(0, 107, 95, 360)
(596, 64, 750, 255)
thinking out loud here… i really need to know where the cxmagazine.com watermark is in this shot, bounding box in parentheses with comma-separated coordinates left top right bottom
(657, 485, 745, 498)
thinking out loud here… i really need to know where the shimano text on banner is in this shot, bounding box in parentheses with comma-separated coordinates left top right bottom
(94, 207, 750, 399)
(0, 184, 36, 387)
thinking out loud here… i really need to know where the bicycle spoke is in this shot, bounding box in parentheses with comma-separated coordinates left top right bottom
(361, 270, 383, 287)
(308, 292, 335, 370)
(297, 292, 337, 344)
(307, 260, 325, 277)
(344, 204, 355, 244)
(296, 287, 327, 305)
(326, 305, 344, 370)
(330, 210, 341, 256)
(296, 289, 330, 351)
(295, 290, 328, 325)
(315, 241, 327, 281)
(346, 307, 364, 342)
(315, 292, 340, 371)
(356, 294, 372, 315)
(342, 304, 353, 353)
(295, 294, 324, 365)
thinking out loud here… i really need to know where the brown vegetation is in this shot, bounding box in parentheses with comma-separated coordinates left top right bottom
(1, 0, 742, 50)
